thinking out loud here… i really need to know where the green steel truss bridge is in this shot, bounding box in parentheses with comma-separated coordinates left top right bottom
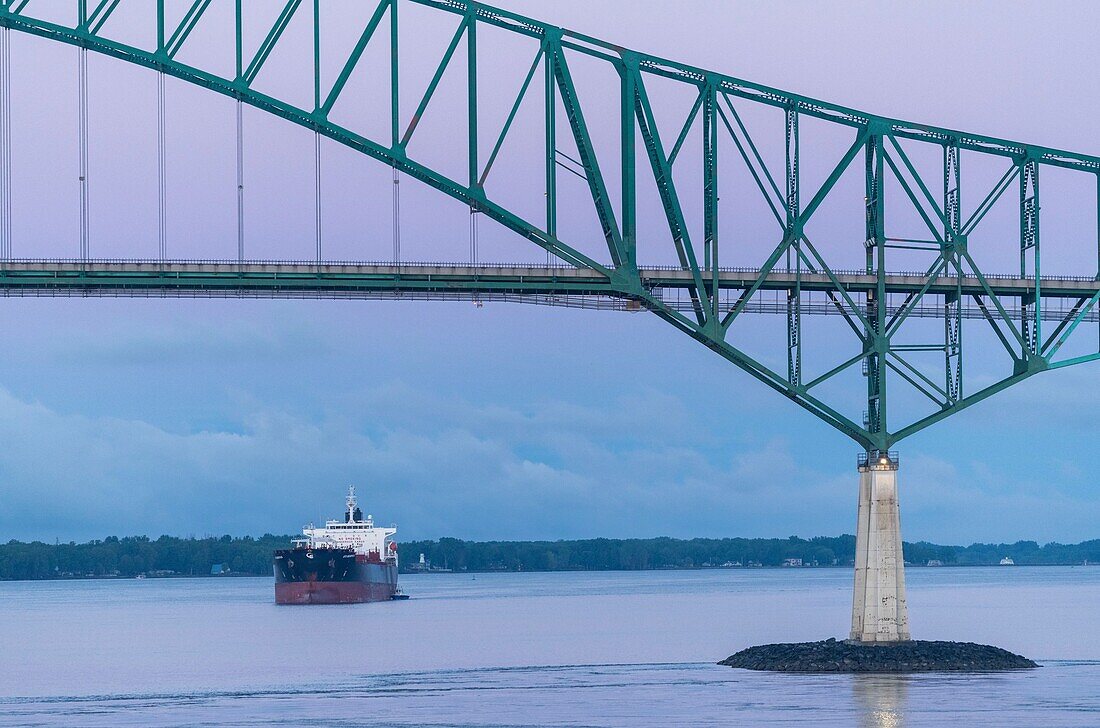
(1, 0, 1099, 455)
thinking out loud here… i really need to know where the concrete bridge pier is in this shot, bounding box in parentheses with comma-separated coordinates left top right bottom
(849, 451, 910, 643)
(722, 448, 1040, 669)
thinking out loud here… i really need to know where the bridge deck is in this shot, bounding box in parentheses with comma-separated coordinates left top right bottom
(0, 261, 1094, 300)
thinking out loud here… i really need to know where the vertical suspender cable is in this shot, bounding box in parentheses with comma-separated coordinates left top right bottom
(157, 71, 166, 261)
(392, 163, 400, 263)
(0, 26, 11, 261)
(78, 47, 89, 261)
(314, 131, 321, 266)
(236, 99, 244, 265)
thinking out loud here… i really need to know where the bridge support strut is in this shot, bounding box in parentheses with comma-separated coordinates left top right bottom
(849, 451, 910, 643)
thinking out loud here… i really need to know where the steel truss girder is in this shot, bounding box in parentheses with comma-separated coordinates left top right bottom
(865, 135, 887, 448)
(944, 142, 962, 403)
(1, 1, 1099, 452)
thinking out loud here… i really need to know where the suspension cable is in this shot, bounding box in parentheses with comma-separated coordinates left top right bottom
(236, 98, 244, 265)
(314, 130, 322, 266)
(391, 163, 400, 263)
(0, 26, 11, 261)
(78, 47, 89, 261)
(157, 70, 166, 262)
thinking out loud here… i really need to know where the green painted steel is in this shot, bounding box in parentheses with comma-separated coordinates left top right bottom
(1, 0, 1098, 453)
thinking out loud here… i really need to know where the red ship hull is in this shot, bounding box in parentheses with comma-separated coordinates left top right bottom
(275, 579, 396, 604)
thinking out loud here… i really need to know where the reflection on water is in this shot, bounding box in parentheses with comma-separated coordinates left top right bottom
(852, 674, 909, 728)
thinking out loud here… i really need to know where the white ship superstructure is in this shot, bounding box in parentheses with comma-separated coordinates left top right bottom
(296, 486, 398, 564)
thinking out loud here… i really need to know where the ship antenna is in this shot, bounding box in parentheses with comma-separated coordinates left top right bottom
(346, 485, 357, 520)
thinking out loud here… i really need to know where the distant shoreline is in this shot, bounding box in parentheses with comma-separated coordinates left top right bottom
(2, 561, 1098, 585)
(2, 533, 1098, 581)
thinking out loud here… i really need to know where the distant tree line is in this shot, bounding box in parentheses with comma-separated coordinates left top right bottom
(402, 535, 858, 572)
(401, 537, 1098, 572)
(1, 534, 1099, 580)
(0, 535, 286, 580)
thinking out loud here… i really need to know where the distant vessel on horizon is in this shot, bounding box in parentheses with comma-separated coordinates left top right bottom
(1000, 557, 1016, 566)
(273, 487, 402, 605)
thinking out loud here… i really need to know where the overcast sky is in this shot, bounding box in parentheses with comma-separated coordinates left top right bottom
(1, 0, 1099, 545)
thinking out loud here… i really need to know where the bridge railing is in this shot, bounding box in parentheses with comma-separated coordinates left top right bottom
(1, 258, 1098, 284)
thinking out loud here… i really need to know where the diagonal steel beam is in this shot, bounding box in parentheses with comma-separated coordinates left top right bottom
(882, 142, 946, 245)
(886, 351, 949, 406)
(717, 94, 784, 226)
(889, 369, 1037, 445)
(1044, 291, 1100, 359)
(884, 134, 951, 241)
(885, 255, 947, 338)
(804, 349, 868, 391)
(163, 0, 214, 59)
(551, 39, 626, 267)
(666, 87, 704, 167)
(960, 248, 1029, 353)
(400, 16, 468, 147)
(319, 0, 389, 115)
(633, 66, 709, 323)
(242, 0, 303, 86)
(798, 238, 872, 333)
(1048, 352, 1100, 370)
(971, 294, 1022, 363)
(715, 102, 783, 228)
(479, 47, 543, 186)
(86, 0, 120, 35)
(646, 300, 873, 448)
(962, 163, 1019, 236)
(722, 127, 870, 332)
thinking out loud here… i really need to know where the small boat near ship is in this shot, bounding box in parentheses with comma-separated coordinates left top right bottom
(273, 487, 403, 605)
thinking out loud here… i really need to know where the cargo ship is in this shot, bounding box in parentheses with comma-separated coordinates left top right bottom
(273, 487, 401, 604)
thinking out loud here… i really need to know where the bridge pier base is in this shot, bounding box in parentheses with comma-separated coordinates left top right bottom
(720, 448, 1041, 669)
(849, 452, 910, 643)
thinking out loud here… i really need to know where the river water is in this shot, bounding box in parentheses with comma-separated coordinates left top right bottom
(2, 567, 1099, 726)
